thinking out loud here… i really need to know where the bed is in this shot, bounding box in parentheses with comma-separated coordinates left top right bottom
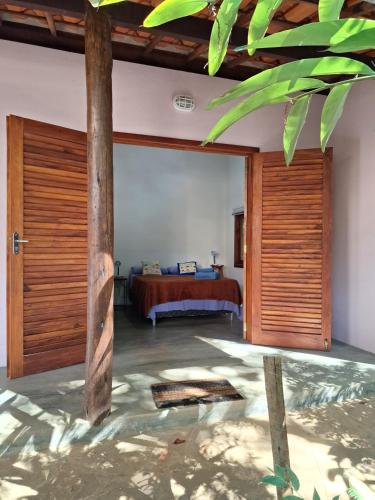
(130, 273, 242, 326)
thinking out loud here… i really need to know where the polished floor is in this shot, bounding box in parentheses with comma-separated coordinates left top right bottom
(0, 308, 375, 456)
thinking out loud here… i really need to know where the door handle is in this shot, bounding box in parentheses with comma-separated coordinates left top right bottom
(12, 232, 29, 255)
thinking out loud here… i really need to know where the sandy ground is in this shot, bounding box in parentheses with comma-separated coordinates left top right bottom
(0, 397, 375, 500)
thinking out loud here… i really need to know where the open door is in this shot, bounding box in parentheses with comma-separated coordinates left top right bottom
(245, 148, 332, 351)
(7, 116, 87, 378)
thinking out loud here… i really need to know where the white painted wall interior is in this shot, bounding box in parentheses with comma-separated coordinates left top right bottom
(114, 144, 244, 281)
(0, 39, 327, 366)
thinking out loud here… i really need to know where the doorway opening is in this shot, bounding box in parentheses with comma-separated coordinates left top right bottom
(112, 139, 250, 361)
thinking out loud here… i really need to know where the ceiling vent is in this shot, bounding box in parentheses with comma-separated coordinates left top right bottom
(173, 94, 195, 112)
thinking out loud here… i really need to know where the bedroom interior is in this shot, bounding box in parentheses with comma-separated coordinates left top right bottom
(113, 143, 245, 329)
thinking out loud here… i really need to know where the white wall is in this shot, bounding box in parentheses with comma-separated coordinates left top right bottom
(114, 145, 243, 276)
(0, 39, 324, 366)
(332, 80, 375, 353)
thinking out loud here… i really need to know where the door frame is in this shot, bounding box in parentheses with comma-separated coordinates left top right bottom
(113, 132, 258, 342)
(7, 116, 258, 377)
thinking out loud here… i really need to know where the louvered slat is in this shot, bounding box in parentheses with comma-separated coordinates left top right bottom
(21, 119, 87, 372)
(250, 149, 332, 350)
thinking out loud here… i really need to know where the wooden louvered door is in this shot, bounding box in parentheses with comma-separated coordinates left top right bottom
(7, 116, 87, 378)
(247, 149, 332, 351)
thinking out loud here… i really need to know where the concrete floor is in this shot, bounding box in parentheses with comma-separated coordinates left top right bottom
(0, 308, 375, 455)
(1, 309, 375, 498)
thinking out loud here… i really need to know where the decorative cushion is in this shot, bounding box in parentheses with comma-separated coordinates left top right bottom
(178, 261, 197, 275)
(195, 271, 217, 280)
(142, 261, 162, 275)
(167, 266, 179, 275)
(131, 266, 143, 275)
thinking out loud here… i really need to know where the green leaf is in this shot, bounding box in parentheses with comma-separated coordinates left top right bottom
(321, 82, 353, 151)
(208, 0, 242, 76)
(347, 485, 363, 499)
(286, 465, 301, 492)
(313, 488, 321, 500)
(205, 78, 325, 143)
(283, 95, 311, 166)
(319, 0, 345, 21)
(275, 465, 286, 480)
(282, 496, 304, 500)
(143, 0, 207, 28)
(247, 0, 283, 56)
(208, 57, 373, 109)
(236, 19, 375, 51)
(329, 28, 375, 53)
(259, 475, 288, 488)
(332, 496, 340, 500)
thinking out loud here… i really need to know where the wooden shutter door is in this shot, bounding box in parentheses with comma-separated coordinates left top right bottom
(247, 149, 332, 351)
(7, 116, 87, 377)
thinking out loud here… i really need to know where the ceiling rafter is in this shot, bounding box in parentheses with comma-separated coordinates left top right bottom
(3, 0, 374, 66)
(45, 11, 56, 36)
(0, 0, 374, 83)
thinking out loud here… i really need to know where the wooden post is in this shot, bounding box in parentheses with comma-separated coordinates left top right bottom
(263, 356, 290, 499)
(84, 2, 114, 426)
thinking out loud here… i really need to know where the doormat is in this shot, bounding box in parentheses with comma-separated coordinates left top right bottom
(151, 379, 244, 409)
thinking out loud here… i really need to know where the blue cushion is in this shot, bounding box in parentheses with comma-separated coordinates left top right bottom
(195, 271, 217, 280)
(167, 266, 179, 275)
(199, 267, 213, 273)
(131, 266, 142, 275)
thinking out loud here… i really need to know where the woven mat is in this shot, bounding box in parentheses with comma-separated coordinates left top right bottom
(151, 378, 244, 409)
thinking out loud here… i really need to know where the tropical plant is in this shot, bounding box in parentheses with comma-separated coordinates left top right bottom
(89, 0, 375, 164)
(259, 465, 365, 499)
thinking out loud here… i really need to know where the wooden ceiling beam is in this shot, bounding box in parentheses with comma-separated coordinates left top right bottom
(45, 12, 57, 37)
(144, 34, 162, 55)
(226, 54, 271, 70)
(3, 0, 374, 68)
(0, 20, 260, 81)
(187, 44, 207, 62)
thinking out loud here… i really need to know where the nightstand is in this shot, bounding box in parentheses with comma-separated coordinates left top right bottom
(211, 264, 224, 279)
(114, 276, 127, 306)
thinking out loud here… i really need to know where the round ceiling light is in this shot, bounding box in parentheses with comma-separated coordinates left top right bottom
(173, 94, 195, 112)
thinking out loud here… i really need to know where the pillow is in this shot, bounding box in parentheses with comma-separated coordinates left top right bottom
(178, 261, 197, 275)
(142, 261, 162, 275)
(130, 266, 143, 275)
(161, 267, 168, 275)
(199, 267, 213, 273)
(167, 266, 179, 275)
(195, 271, 218, 280)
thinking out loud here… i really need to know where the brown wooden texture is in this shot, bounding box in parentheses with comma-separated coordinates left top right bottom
(7, 116, 24, 378)
(113, 132, 259, 156)
(243, 156, 252, 339)
(84, 3, 114, 426)
(250, 149, 332, 350)
(263, 356, 290, 499)
(234, 213, 244, 268)
(7, 116, 87, 378)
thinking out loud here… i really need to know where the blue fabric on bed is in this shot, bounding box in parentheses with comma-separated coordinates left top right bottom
(167, 266, 179, 275)
(195, 271, 217, 280)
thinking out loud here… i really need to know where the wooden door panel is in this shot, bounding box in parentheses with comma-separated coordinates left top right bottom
(247, 149, 332, 351)
(7, 116, 87, 378)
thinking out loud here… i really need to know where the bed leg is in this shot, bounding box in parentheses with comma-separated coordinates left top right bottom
(152, 318, 156, 328)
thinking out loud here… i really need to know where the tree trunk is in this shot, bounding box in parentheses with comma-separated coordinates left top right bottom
(84, 1, 114, 426)
(263, 356, 290, 499)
